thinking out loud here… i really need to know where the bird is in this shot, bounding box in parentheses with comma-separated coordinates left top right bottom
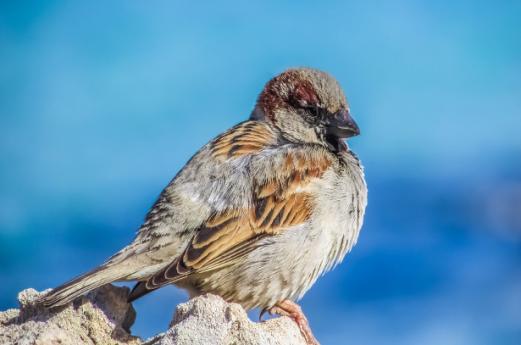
(40, 67, 367, 345)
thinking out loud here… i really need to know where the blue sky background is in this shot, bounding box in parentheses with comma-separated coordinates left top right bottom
(1, 1, 520, 344)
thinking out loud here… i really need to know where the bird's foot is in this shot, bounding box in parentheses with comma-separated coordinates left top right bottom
(260, 300, 320, 345)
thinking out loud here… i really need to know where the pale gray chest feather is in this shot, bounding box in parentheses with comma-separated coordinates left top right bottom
(314, 151, 367, 267)
(286, 150, 367, 297)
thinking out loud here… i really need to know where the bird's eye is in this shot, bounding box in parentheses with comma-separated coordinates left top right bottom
(301, 105, 326, 126)
(308, 105, 320, 117)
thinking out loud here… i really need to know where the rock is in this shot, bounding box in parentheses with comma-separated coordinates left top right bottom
(152, 293, 307, 345)
(0, 285, 307, 345)
(0, 285, 139, 345)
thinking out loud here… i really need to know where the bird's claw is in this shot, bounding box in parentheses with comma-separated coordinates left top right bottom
(259, 300, 320, 345)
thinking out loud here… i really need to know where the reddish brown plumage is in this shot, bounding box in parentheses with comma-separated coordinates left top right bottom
(292, 82, 320, 107)
(256, 69, 324, 124)
(211, 121, 277, 159)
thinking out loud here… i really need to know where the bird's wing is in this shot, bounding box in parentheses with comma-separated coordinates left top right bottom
(143, 122, 334, 291)
(116, 121, 281, 263)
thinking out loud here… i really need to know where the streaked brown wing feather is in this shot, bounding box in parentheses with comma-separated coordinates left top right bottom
(211, 121, 278, 159)
(145, 123, 333, 291)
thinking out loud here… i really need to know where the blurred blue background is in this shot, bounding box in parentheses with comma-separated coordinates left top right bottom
(1, 1, 520, 344)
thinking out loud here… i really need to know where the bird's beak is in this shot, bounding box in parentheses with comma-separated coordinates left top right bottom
(325, 109, 360, 138)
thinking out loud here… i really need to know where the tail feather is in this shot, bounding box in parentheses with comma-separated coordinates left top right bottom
(41, 264, 129, 308)
(127, 281, 154, 302)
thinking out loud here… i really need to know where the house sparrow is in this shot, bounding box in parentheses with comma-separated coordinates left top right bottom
(41, 67, 367, 345)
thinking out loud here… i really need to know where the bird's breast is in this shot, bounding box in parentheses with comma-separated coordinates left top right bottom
(242, 154, 367, 306)
(307, 153, 367, 275)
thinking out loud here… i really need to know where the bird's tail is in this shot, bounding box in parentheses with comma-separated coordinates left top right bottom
(40, 264, 131, 308)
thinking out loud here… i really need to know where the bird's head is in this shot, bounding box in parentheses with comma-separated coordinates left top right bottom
(251, 67, 359, 151)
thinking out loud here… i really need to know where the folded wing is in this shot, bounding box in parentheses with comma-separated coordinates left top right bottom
(128, 121, 333, 301)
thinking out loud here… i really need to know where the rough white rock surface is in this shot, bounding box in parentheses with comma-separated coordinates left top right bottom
(154, 293, 307, 345)
(0, 285, 139, 345)
(0, 285, 307, 345)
